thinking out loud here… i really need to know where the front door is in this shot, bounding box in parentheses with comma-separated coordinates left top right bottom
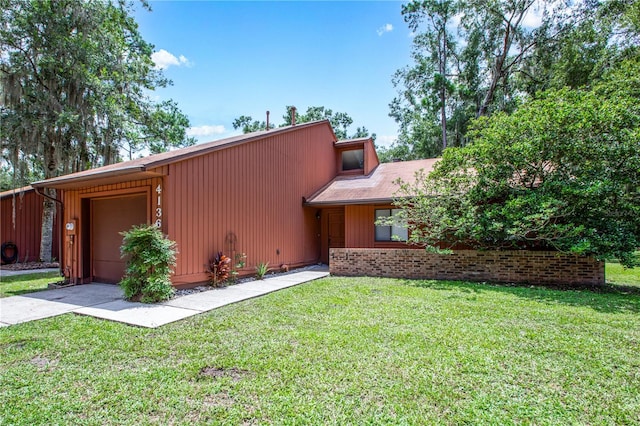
(91, 194, 147, 283)
(320, 208, 345, 264)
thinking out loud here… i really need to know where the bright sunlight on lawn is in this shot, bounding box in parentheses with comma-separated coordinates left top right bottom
(0, 272, 61, 298)
(606, 252, 640, 287)
(1, 276, 639, 424)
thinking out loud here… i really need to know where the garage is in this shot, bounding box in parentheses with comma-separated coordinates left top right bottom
(91, 193, 148, 283)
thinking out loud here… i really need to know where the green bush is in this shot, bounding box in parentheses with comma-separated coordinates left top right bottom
(119, 225, 177, 303)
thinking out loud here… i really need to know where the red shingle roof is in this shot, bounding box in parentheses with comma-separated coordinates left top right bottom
(305, 158, 439, 205)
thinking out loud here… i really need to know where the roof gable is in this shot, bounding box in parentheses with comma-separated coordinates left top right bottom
(32, 120, 335, 189)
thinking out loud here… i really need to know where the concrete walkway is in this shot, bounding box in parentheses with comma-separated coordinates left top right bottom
(0, 266, 329, 328)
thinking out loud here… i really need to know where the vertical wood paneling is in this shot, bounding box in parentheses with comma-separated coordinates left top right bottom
(165, 123, 337, 286)
(51, 123, 338, 286)
(364, 139, 380, 175)
(345, 205, 373, 247)
(344, 204, 417, 250)
(0, 188, 60, 263)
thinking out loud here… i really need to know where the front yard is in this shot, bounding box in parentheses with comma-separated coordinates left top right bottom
(1, 275, 639, 424)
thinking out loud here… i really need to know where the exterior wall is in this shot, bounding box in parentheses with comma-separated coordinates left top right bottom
(363, 139, 379, 175)
(344, 204, 417, 249)
(1, 188, 59, 263)
(164, 124, 337, 286)
(330, 248, 605, 286)
(61, 177, 161, 282)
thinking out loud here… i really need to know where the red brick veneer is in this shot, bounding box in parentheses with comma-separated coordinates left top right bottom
(330, 249, 604, 286)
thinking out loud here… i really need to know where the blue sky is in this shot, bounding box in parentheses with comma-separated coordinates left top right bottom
(133, 1, 412, 146)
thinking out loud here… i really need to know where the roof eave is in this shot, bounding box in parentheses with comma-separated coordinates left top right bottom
(304, 197, 396, 207)
(31, 166, 149, 189)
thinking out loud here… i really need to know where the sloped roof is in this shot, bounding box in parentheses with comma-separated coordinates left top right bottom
(305, 158, 439, 205)
(32, 120, 334, 189)
(0, 185, 34, 200)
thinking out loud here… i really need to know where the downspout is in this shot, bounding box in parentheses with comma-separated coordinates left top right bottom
(34, 187, 64, 278)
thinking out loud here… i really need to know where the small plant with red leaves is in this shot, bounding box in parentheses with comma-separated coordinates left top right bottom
(206, 252, 232, 287)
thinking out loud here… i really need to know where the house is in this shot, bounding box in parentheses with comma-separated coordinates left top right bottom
(32, 120, 420, 286)
(29, 119, 603, 288)
(305, 154, 438, 262)
(0, 186, 60, 264)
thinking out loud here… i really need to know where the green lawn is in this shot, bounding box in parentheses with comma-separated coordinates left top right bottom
(606, 260, 640, 287)
(1, 276, 639, 425)
(0, 272, 62, 298)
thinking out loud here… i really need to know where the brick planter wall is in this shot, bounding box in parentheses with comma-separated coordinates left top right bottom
(330, 248, 604, 286)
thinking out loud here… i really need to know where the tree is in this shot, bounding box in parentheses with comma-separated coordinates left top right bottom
(232, 115, 273, 134)
(233, 105, 375, 141)
(389, 0, 463, 160)
(389, 0, 558, 161)
(392, 78, 640, 267)
(0, 0, 193, 261)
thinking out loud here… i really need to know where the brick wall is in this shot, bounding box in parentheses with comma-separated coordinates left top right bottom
(330, 248, 604, 286)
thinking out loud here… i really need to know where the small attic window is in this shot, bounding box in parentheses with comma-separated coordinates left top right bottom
(341, 149, 364, 171)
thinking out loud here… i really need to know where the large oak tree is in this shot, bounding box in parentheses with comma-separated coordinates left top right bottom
(0, 0, 193, 261)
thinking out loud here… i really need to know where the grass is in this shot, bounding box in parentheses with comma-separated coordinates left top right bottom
(1, 276, 639, 424)
(606, 255, 640, 287)
(0, 272, 62, 298)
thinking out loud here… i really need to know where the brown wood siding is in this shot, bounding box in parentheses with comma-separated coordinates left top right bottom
(166, 124, 337, 286)
(345, 205, 373, 247)
(1, 189, 60, 263)
(364, 139, 379, 175)
(344, 204, 419, 249)
(60, 178, 161, 282)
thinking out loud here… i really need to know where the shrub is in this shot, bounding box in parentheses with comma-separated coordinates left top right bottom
(119, 225, 177, 303)
(207, 252, 231, 287)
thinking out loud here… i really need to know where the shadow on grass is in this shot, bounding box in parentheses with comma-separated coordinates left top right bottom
(2, 288, 51, 298)
(401, 278, 640, 314)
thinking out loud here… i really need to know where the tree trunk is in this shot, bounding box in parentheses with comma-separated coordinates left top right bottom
(440, 30, 448, 151)
(39, 189, 55, 262)
(39, 141, 57, 262)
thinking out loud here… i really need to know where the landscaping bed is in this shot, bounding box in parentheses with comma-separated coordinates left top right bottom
(0, 261, 59, 271)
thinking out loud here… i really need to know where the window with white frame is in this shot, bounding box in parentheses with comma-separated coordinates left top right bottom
(375, 209, 408, 242)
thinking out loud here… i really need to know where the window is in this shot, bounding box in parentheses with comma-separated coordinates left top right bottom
(375, 209, 408, 242)
(341, 149, 364, 171)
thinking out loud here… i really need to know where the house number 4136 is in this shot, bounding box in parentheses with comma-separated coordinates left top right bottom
(155, 184, 162, 227)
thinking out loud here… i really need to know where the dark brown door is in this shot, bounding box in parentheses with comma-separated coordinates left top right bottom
(320, 208, 345, 264)
(91, 194, 147, 283)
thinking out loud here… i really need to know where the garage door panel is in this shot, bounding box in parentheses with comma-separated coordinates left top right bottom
(92, 194, 147, 284)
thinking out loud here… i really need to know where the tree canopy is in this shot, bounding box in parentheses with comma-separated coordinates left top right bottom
(385, 0, 638, 161)
(0, 0, 193, 261)
(392, 59, 640, 266)
(233, 106, 375, 141)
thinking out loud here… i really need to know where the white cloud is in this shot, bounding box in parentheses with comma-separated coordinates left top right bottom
(522, 8, 543, 29)
(151, 49, 192, 70)
(377, 23, 393, 36)
(376, 135, 397, 147)
(186, 125, 226, 137)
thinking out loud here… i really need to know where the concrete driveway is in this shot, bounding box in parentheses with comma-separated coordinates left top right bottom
(0, 266, 330, 328)
(0, 284, 123, 327)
